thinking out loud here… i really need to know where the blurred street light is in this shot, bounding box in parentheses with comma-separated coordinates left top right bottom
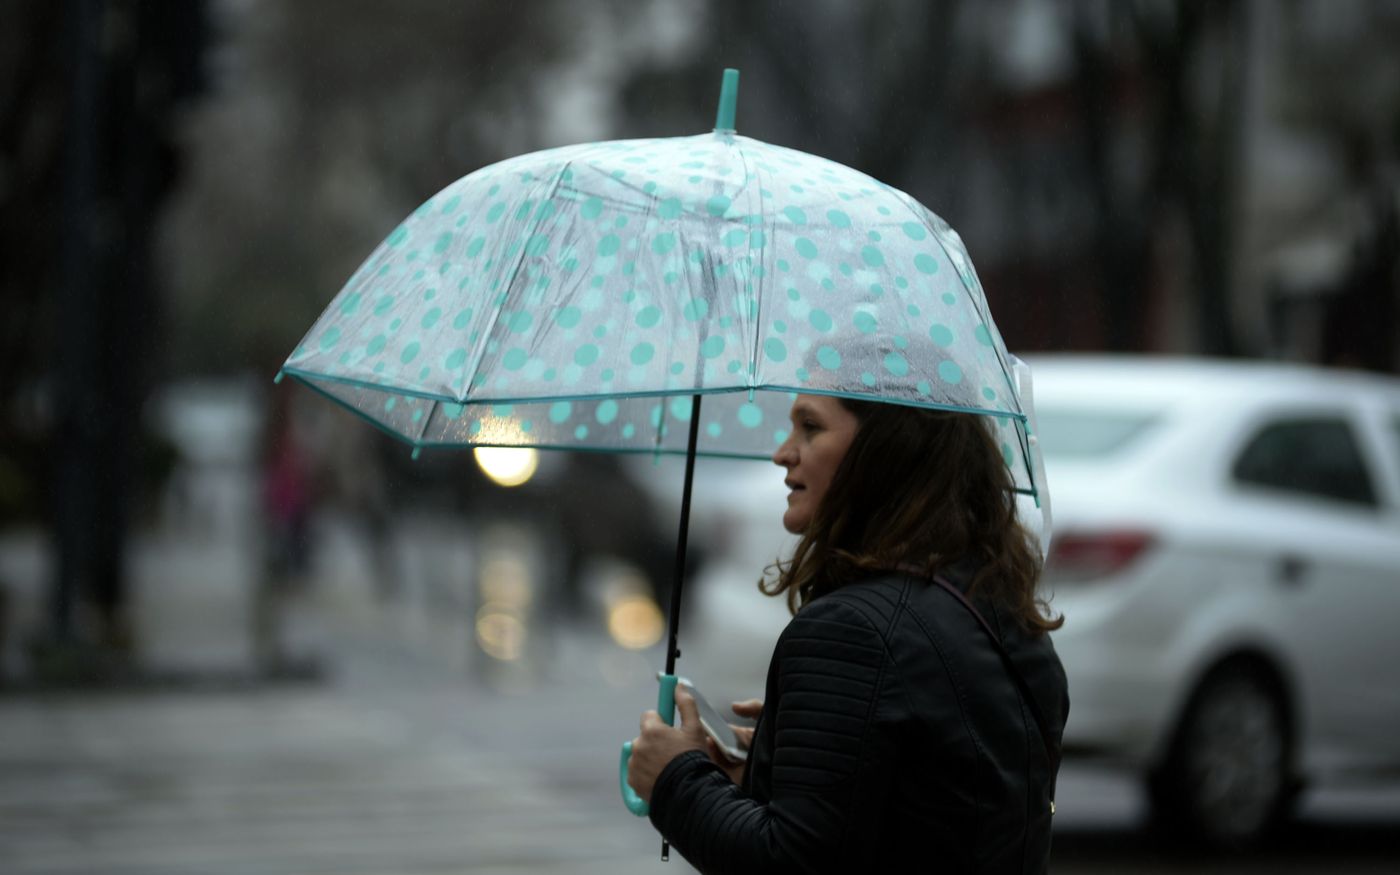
(473, 447, 539, 487)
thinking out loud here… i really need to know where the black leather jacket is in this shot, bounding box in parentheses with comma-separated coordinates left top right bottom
(649, 570, 1068, 874)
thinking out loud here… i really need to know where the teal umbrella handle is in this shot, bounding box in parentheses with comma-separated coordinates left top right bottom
(620, 673, 679, 816)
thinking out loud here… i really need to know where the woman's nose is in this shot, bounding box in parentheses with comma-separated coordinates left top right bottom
(772, 436, 796, 467)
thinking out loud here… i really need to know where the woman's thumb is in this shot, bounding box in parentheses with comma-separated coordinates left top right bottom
(675, 687, 702, 731)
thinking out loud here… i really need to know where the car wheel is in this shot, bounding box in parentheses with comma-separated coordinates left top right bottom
(1147, 662, 1295, 847)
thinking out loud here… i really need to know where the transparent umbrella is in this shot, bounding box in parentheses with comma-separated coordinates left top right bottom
(280, 69, 1049, 825)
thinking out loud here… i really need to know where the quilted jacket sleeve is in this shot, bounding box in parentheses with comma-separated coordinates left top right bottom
(648, 596, 898, 874)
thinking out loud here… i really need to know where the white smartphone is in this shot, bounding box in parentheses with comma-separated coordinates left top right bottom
(660, 673, 749, 762)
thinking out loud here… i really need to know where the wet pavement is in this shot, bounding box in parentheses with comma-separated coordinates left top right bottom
(2, 518, 1398, 874)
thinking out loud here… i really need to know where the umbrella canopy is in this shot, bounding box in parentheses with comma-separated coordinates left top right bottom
(280, 82, 1045, 505)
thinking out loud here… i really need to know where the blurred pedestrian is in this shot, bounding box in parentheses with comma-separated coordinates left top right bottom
(628, 395, 1068, 873)
(254, 384, 314, 674)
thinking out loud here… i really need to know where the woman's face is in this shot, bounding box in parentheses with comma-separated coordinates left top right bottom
(772, 394, 861, 534)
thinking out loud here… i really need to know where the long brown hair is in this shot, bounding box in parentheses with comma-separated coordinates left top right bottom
(762, 398, 1063, 634)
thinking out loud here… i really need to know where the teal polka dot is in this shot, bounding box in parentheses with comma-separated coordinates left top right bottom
(861, 371, 877, 387)
(809, 309, 833, 332)
(783, 206, 807, 224)
(445, 348, 468, 369)
(596, 400, 619, 424)
(387, 226, 408, 247)
(915, 253, 939, 274)
(669, 362, 684, 375)
(707, 422, 722, 438)
(975, 324, 994, 346)
(795, 238, 818, 259)
(884, 352, 909, 376)
(917, 380, 931, 395)
(706, 195, 732, 217)
(827, 210, 851, 228)
(1002, 443, 1015, 467)
(658, 197, 682, 219)
(434, 232, 453, 254)
(581, 196, 603, 219)
(592, 324, 607, 339)
(384, 397, 397, 412)
(508, 312, 533, 333)
(723, 228, 747, 247)
(443, 402, 464, 420)
(816, 345, 841, 370)
(622, 423, 637, 439)
(502, 348, 528, 370)
(861, 245, 884, 267)
(942, 292, 957, 306)
(938, 360, 964, 384)
(737, 404, 763, 428)
(453, 309, 473, 330)
(670, 397, 693, 421)
(374, 295, 394, 316)
(486, 203, 506, 223)
(652, 232, 676, 254)
(982, 387, 997, 401)
(854, 311, 877, 334)
(598, 235, 621, 256)
(556, 306, 581, 328)
(525, 234, 549, 257)
(700, 336, 725, 358)
(902, 222, 927, 240)
(683, 298, 709, 321)
(575, 425, 589, 440)
(514, 201, 534, 221)
(774, 428, 789, 445)
(636, 306, 661, 328)
(421, 308, 441, 329)
(318, 327, 341, 351)
(574, 344, 600, 366)
(750, 230, 766, 248)
(441, 195, 462, 214)
(549, 401, 572, 423)
(764, 337, 787, 362)
(366, 334, 387, 356)
(339, 292, 362, 317)
(466, 237, 486, 258)
(930, 324, 954, 347)
(400, 341, 420, 364)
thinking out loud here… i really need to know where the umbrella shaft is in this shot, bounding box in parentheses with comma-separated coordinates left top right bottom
(664, 394, 702, 676)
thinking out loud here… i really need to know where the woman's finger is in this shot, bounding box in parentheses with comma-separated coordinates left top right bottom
(731, 699, 763, 717)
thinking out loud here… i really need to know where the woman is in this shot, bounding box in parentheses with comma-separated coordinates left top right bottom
(627, 393, 1068, 873)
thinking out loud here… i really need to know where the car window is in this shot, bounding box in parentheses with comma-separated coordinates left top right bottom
(1232, 417, 1377, 508)
(1033, 409, 1157, 459)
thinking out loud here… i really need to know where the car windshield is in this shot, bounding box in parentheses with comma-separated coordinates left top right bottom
(1034, 409, 1158, 459)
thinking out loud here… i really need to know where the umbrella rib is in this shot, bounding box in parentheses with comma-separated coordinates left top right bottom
(458, 161, 573, 404)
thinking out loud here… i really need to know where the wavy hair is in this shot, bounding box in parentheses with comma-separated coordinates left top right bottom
(761, 398, 1062, 635)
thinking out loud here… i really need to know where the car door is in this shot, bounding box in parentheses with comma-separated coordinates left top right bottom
(1227, 409, 1400, 774)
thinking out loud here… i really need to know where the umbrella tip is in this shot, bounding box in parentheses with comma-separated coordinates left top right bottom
(411, 447, 422, 461)
(273, 369, 284, 385)
(714, 68, 740, 133)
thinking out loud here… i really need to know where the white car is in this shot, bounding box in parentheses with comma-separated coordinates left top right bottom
(1032, 355, 1400, 845)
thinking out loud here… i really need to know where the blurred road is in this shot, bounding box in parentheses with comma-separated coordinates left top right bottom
(1, 517, 1398, 874)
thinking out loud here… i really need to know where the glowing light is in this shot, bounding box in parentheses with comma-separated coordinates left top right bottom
(475, 604, 526, 661)
(607, 595, 665, 650)
(474, 447, 538, 486)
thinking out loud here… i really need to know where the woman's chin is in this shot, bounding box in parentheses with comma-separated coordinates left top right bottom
(781, 510, 808, 535)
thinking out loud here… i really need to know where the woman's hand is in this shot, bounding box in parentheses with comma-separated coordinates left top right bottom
(705, 698, 763, 785)
(626, 687, 709, 804)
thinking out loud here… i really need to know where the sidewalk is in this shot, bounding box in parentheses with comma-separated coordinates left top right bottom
(0, 517, 695, 874)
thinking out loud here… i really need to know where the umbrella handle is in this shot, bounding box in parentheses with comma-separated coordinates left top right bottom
(620, 673, 679, 816)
